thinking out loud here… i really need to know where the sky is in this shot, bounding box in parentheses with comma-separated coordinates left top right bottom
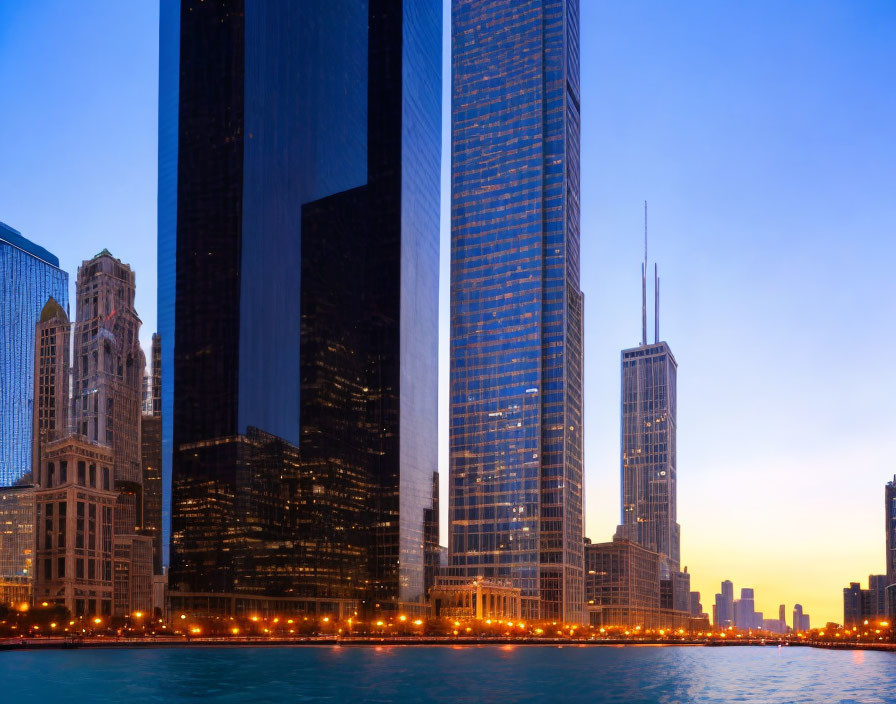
(2, 0, 895, 626)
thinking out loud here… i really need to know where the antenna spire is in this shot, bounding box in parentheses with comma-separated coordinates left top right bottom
(655, 264, 659, 344)
(642, 201, 648, 346)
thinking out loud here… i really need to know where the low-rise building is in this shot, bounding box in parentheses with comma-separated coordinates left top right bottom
(429, 576, 521, 620)
(0, 484, 36, 607)
(585, 538, 661, 628)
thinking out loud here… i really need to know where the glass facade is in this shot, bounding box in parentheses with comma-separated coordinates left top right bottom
(161, 0, 440, 613)
(618, 342, 680, 575)
(887, 476, 895, 611)
(0, 222, 69, 486)
(449, 0, 585, 624)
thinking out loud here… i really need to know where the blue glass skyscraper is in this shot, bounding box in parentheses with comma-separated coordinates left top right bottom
(0, 222, 68, 486)
(159, 0, 440, 614)
(449, 0, 585, 624)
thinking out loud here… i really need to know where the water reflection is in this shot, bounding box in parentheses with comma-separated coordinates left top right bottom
(1, 646, 894, 703)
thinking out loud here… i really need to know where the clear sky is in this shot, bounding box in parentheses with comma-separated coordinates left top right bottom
(2, 1, 894, 626)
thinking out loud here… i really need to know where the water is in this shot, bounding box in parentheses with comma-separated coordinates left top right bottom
(1, 644, 894, 703)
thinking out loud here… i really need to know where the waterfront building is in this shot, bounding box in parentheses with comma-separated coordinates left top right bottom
(716, 580, 734, 627)
(689, 591, 702, 617)
(161, 0, 441, 615)
(449, 0, 585, 625)
(429, 576, 522, 621)
(32, 298, 71, 474)
(762, 617, 787, 634)
(33, 436, 116, 617)
(0, 483, 36, 606)
(779, 603, 787, 631)
(793, 603, 810, 632)
(141, 334, 162, 574)
(0, 222, 68, 486)
(584, 538, 661, 629)
(843, 576, 890, 628)
(887, 476, 896, 615)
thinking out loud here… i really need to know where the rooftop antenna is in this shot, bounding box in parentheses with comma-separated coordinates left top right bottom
(642, 201, 648, 346)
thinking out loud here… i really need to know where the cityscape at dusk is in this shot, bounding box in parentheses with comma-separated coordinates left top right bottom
(1, 0, 895, 702)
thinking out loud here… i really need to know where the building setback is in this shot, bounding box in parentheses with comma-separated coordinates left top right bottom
(449, 0, 585, 624)
(0, 222, 68, 486)
(161, 0, 441, 615)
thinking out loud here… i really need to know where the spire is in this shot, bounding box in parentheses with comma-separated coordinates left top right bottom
(642, 201, 647, 346)
(654, 263, 659, 344)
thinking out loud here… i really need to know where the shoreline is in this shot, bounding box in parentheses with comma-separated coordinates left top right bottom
(2, 636, 894, 652)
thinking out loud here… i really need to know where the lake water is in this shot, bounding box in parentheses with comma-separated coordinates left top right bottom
(1, 644, 894, 703)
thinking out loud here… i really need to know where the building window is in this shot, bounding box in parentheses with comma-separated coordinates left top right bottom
(78, 461, 86, 485)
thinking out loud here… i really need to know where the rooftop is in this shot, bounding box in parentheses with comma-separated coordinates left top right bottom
(0, 221, 61, 268)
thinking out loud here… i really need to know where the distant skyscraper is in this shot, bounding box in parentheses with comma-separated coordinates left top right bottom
(617, 206, 680, 577)
(0, 222, 68, 486)
(32, 298, 71, 474)
(161, 0, 440, 614)
(793, 603, 810, 632)
(689, 591, 703, 617)
(779, 603, 786, 629)
(449, 0, 585, 624)
(715, 580, 734, 627)
(887, 476, 896, 614)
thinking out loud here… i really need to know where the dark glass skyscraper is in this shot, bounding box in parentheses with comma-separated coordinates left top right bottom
(0, 222, 68, 486)
(159, 0, 440, 614)
(449, 0, 585, 624)
(617, 228, 680, 577)
(887, 475, 896, 614)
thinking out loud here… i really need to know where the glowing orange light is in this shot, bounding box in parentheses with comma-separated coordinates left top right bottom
(399, 615, 407, 622)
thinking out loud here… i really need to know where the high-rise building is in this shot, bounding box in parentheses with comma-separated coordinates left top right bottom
(33, 436, 116, 617)
(793, 603, 810, 632)
(1, 222, 68, 486)
(779, 603, 787, 630)
(71, 251, 146, 535)
(0, 483, 36, 606)
(715, 579, 734, 628)
(141, 334, 162, 574)
(32, 298, 71, 474)
(617, 213, 679, 576)
(689, 591, 702, 618)
(585, 538, 660, 628)
(449, 0, 585, 624)
(161, 0, 441, 615)
(887, 476, 896, 615)
(843, 576, 889, 627)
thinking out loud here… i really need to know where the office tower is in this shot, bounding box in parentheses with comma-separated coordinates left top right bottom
(71, 251, 146, 535)
(844, 576, 889, 627)
(617, 212, 680, 576)
(0, 483, 36, 606)
(868, 574, 888, 620)
(33, 437, 116, 617)
(161, 0, 441, 615)
(449, 0, 584, 624)
(779, 603, 786, 630)
(585, 539, 660, 629)
(887, 476, 895, 614)
(689, 591, 702, 617)
(735, 588, 756, 630)
(843, 582, 863, 628)
(141, 334, 162, 574)
(32, 298, 71, 473)
(793, 603, 810, 632)
(717, 580, 734, 627)
(0, 222, 68, 486)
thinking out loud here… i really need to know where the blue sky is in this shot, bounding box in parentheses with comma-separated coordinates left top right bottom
(2, 1, 894, 624)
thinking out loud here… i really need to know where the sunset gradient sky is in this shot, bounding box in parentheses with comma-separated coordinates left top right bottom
(2, 0, 895, 625)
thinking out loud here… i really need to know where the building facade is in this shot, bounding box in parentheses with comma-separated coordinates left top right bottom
(32, 298, 71, 476)
(161, 0, 441, 614)
(0, 483, 36, 606)
(449, 0, 585, 624)
(71, 250, 145, 536)
(1, 222, 68, 486)
(141, 334, 162, 574)
(33, 437, 116, 617)
(430, 576, 522, 621)
(715, 580, 734, 628)
(585, 538, 660, 629)
(843, 576, 889, 628)
(887, 476, 895, 614)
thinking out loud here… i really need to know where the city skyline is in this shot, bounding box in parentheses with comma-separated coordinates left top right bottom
(1, 1, 895, 624)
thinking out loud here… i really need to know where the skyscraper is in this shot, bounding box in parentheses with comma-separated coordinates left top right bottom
(161, 0, 441, 615)
(714, 579, 734, 628)
(887, 476, 895, 615)
(32, 298, 71, 474)
(71, 251, 146, 536)
(0, 222, 68, 486)
(617, 211, 680, 576)
(449, 0, 584, 624)
(141, 334, 162, 574)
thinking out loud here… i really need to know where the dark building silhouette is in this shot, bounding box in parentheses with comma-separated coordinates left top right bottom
(160, 0, 441, 615)
(449, 0, 585, 624)
(887, 476, 896, 615)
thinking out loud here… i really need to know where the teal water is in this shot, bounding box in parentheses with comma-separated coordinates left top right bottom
(1, 645, 894, 703)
